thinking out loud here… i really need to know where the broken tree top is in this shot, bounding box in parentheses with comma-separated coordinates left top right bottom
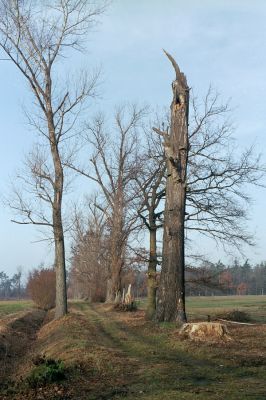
(163, 49, 188, 89)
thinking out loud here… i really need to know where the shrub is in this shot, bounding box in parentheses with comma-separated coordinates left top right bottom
(27, 356, 66, 388)
(27, 268, 56, 310)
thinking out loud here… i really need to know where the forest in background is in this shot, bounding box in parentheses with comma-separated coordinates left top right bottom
(1, 258, 266, 300)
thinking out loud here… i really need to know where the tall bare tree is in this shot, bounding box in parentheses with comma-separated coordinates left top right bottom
(68, 105, 147, 302)
(0, 0, 106, 318)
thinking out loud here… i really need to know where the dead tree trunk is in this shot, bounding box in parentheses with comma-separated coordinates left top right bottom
(154, 51, 189, 323)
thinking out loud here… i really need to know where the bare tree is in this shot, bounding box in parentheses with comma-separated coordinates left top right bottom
(68, 105, 147, 302)
(0, 0, 106, 318)
(135, 128, 166, 319)
(186, 88, 264, 248)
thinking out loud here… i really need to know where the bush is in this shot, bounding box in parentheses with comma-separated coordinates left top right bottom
(27, 356, 66, 388)
(27, 268, 56, 310)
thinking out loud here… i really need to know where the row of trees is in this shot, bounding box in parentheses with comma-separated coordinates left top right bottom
(0, 1, 264, 321)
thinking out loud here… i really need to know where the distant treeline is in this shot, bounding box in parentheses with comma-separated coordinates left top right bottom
(186, 260, 266, 296)
(0, 270, 25, 299)
(69, 257, 266, 300)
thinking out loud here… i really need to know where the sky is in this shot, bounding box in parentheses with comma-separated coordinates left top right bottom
(0, 0, 266, 276)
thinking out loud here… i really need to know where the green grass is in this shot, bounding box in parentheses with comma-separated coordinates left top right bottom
(0, 300, 34, 318)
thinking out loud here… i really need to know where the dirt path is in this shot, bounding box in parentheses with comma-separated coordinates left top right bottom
(0, 309, 46, 385)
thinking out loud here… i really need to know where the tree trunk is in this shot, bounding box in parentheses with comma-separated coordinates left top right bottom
(54, 232, 67, 319)
(52, 176, 68, 319)
(47, 105, 68, 318)
(155, 52, 189, 323)
(146, 227, 157, 319)
(105, 265, 123, 303)
(105, 241, 123, 303)
(111, 258, 123, 302)
(106, 191, 124, 303)
(105, 279, 113, 303)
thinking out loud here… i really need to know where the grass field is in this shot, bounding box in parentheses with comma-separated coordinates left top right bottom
(186, 295, 266, 323)
(136, 295, 266, 323)
(1, 295, 265, 321)
(0, 300, 33, 318)
(0, 296, 265, 399)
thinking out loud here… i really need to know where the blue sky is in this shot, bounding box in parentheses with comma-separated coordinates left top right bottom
(0, 0, 266, 276)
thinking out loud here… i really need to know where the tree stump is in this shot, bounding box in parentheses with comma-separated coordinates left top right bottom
(179, 322, 231, 342)
(114, 284, 136, 311)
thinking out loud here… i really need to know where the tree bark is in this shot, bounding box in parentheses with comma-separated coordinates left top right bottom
(52, 178, 67, 319)
(110, 256, 123, 302)
(155, 52, 189, 323)
(145, 227, 157, 319)
(54, 232, 67, 318)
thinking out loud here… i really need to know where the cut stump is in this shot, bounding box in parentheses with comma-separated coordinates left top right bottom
(179, 322, 231, 342)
